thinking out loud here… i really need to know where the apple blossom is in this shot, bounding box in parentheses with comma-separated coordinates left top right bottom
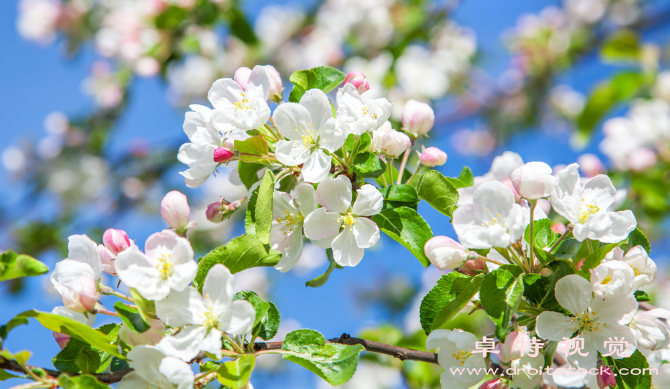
(479, 378, 507, 389)
(425, 329, 487, 389)
(597, 365, 617, 389)
(213, 147, 234, 163)
(118, 345, 194, 389)
(536, 275, 638, 369)
(591, 260, 636, 297)
(510, 353, 544, 389)
(343, 71, 370, 94)
(115, 230, 197, 301)
(119, 318, 166, 347)
(452, 181, 529, 249)
(629, 308, 670, 351)
(209, 65, 271, 131)
(51, 306, 95, 349)
(496, 330, 532, 363)
(51, 235, 103, 313)
(233, 67, 253, 90)
(206, 198, 245, 223)
(423, 236, 469, 270)
(272, 183, 318, 272)
(273, 89, 344, 182)
(369, 121, 392, 154)
(161, 191, 194, 234)
(603, 246, 657, 289)
(510, 161, 554, 200)
(336, 83, 392, 135)
(402, 100, 435, 137)
(550, 163, 636, 243)
(303, 176, 383, 266)
(236, 65, 283, 102)
(155, 264, 255, 361)
(381, 129, 410, 158)
(420, 147, 447, 167)
(102, 228, 131, 254)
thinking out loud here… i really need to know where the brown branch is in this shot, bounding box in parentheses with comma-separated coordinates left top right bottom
(0, 357, 130, 384)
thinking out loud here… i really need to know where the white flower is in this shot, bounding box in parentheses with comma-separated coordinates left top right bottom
(115, 230, 197, 301)
(591, 261, 636, 297)
(209, 65, 271, 131)
(118, 345, 194, 389)
(423, 236, 469, 270)
(604, 246, 657, 289)
(51, 235, 103, 313)
(272, 184, 318, 272)
(511, 162, 555, 200)
(303, 176, 383, 266)
(550, 164, 636, 242)
(274, 89, 344, 183)
(511, 353, 545, 389)
(155, 264, 255, 361)
(161, 191, 196, 233)
(630, 309, 670, 351)
(536, 275, 638, 369)
(497, 330, 532, 363)
(425, 329, 487, 389)
(336, 83, 392, 135)
(119, 319, 165, 347)
(381, 129, 410, 158)
(452, 181, 529, 249)
(51, 306, 95, 349)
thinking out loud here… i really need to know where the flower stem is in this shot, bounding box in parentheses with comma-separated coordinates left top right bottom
(406, 157, 422, 185)
(477, 255, 504, 266)
(549, 227, 573, 253)
(223, 333, 245, 354)
(100, 287, 134, 303)
(396, 147, 412, 185)
(94, 305, 119, 317)
(528, 200, 537, 269)
(386, 158, 394, 186)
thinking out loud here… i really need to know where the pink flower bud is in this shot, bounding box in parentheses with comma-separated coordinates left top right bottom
(264, 65, 283, 100)
(343, 72, 370, 94)
(497, 330, 531, 363)
(578, 153, 606, 177)
(62, 276, 98, 313)
(53, 332, 71, 349)
(424, 236, 468, 270)
(381, 130, 411, 158)
(461, 258, 486, 275)
(511, 162, 555, 200)
(551, 222, 567, 234)
(213, 147, 234, 163)
(234, 66, 253, 90)
(206, 198, 244, 223)
(98, 244, 117, 275)
(479, 378, 507, 389)
(540, 268, 552, 277)
(402, 100, 435, 137)
(420, 147, 447, 167)
(161, 191, 191, 232)
(597, 366, 617, 389)
(102, 228, 131, 254)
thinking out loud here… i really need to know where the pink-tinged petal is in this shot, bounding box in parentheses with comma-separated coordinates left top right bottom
(332, 229, 364, 267)
(202, 264, 235, 313)
(316, 176, 352, 213)
(352, 185, 383, 216)
(303, 208, 341, 241)
(161, 191, 190, 231)
(352, 218, 380, 249)
(248, 65, 271, 100)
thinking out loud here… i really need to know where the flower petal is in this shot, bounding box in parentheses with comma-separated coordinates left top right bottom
(302, 149, 331, 183)
(203, 264, 235, 314)
(599, 210, 637, 243)
(332, 229, 364, 266)
(555, 274, 593, 315)
(208, 79, 244, 108)
(295, 183, 318, 216)
(300, 89, 332, 130)
(115, 246, 168, 301)
(592, 294, 638, 325)
(303, 208, 341, 241)
(273, 103, 311, 141)
(275, 140, 310, 166)
(535, 311, 576, 341)
(316, 175, 352, 213)
(352, 185, 384, 216)
(159, 356, 195, 389)
(352, 217, 380, 248)
(68, 235, 102, 278)
(157, 325, 207, 362)
(274, 228, 304, 273)
(155, 287, 205, 327)
(224, 300, 256, 335)
(550, 163, 582, 225)
(126, 345, 167, 384)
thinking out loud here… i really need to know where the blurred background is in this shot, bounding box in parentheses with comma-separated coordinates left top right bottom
(2, 0, 670, 387)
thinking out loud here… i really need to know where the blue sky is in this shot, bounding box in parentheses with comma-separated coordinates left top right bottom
(1, 0, 668, 388)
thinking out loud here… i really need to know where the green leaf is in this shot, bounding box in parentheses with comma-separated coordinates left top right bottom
(289, 70, 317, 103)
(600, 29, 640, 62)
(371, 207, 433, 267)
(54, 325, 120, 374)
(420, 273, 484, 334)
(194, 234, 281, 291)
(446, 167, 475, 189)
(579, 242, 619, 279)
(416, 171, 459, 217)
(306, 255, 338, 288)
(311, 66, 346, 94)
(635, 290, 651, 302)
(54, 338, 90, 373)
(228, 6, 257, 44)
(0, 317, 28, 347)
(255, 170, 275, 245)
(235, 135, 269, 155)
(352, 153, 386, 178)
(18, 311, 125, 359)
(57, 374, 110, 389)
(345, 133, 372, 155)
(577, 72, 646, 138)
(523, 261, 575, 312)
(480, 269, 525, 342)
(281, 329, 364, 385)
(217, 354, 255, 389)
(237, 161, 264, 190)
(114, 302, 150, 333)
(553, 237, 582, 260)
(0, 369, 20, 381)
(75, 347, 100, 374)
(380, 184, 419, 210)
(289, 83, 307, 104)
(606, 350, 652, 389)
(628, 227, 651, 254)
(524, 219, 558, 249)
(234, 291, 281, 341)
(0, 250, 49, 282)
(129, 288, 156, 324)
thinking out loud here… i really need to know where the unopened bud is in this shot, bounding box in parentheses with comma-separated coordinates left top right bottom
(597, 366, 617, 389)
(264, 65, 283, 102)
(540, 268, 552, 277)
(161, 191, 191, 232)
(402, 100, 435, 137)
(62, 276, 98, 313)
(424, 236, 469, 270)
(497, 330, 531, 363)
(98, 245, 117, 275)
(420, 147, 447, 167)
(213, 147, 234, 163)
(234, 67, 253, 90)
(461, 258, 486, 275)
(343, 72, 370, 94)
(381, 130, 411, 158)
(479, 378, 507, 389)
(510, 162, 555, 200)
(551, 222, 567, 234)
(53, 332, 71, 350)
(102, 228, 131, 254)
(206, 198, 245, 223)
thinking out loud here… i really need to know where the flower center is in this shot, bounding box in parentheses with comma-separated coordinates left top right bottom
(234, 92, 251, 110)
(276, 210, 304, 235)
(294, 123, 318, 149)
(578, 200, 601, 223)
(337, 212, 357, 231)
(601, 275, 612, 284)
(156, 254, 173, 280)
(361, 105, 378, 120)
(482, 208, 504, 227)
(202, 304, 218, 329)
(452, 350, 473, 366)
(571, 309, 605, 333)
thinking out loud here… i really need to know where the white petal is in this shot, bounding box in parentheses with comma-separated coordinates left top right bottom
(208, 79, 244, 108)
(582, 174, 617, 211)
(67, 235, 102, 278)
(567, 334, 598, 369)
(157, 325, 207, 361)
(426, 329, 452, 350)
(127, 345, 167, 384)
(311, 235, 336, 249)
(248, 66, 271, 99)
(303, 208, 341, 240)
(275, 140, 310, 166)
(203, 264, 235, 314)
(316, 175, 352, 213)
(473, 181, 515, 221)
(550, 163, 582, 224)
(352, 218, 380, 248)
(591, 294, 638, 325)
(332, 229, 364, 266)
(224, 300, 256, 335)
(352, 185, 384, 216)
(274, 228, 304, 273)
(118, 372, 161, 389)
(294, 183, 318, 216)
(159, 357, 195, 389)
(452, 204, 494, 249)
(155, 287, 205, 327)
(593, 323, 637, 359)
(536, 311, 576, 341)
(598, 210, 637, 243)
(273, 103, 311, 141)
(114, 246, 168, 301)
(301, 149, 331, 183)
(166, 237, 197, 292)
(300, 89, 332, 130)
(316, 119, 344, 152)
(555, 274, 593, 315)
